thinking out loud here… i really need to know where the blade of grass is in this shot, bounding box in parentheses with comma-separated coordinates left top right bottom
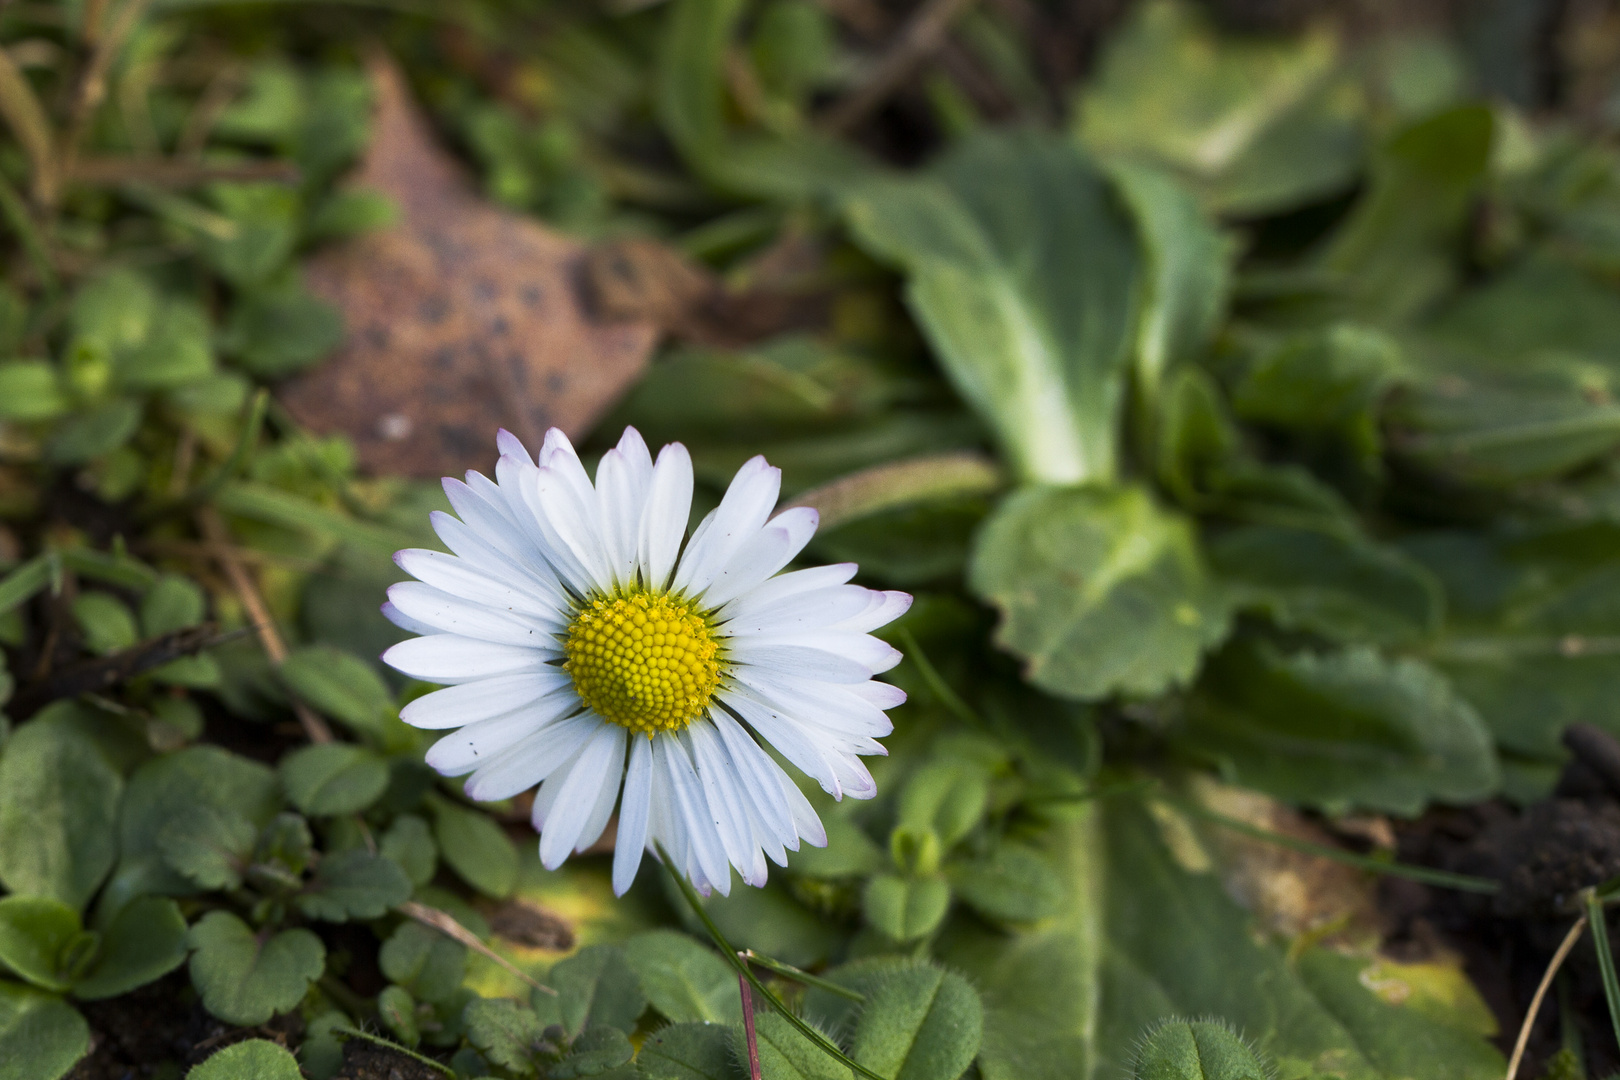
(1167, 796, 1500, 894)
(896, 626, 982, 728)
(1506, 915, 1588, 1080)
(1588, 890, 1620, 1057)
(741, 950, 866, 1002)
(0, 554, 53, 617)
(654, 842, 888, 1080)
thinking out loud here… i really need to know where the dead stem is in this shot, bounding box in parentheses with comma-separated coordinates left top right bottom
(1505, 914, 1589, 1080)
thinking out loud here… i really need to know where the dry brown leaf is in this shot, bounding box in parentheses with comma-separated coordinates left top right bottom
(279, 51, 656, 479)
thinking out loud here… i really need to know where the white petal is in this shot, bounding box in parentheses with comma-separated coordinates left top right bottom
(720, 689, 843, 798)
(575, 727, 628, 853)
(428, 512, 562, 602)
(423, 690, 579, 773)
(464, 712, 600, 801)
(443, 478, 544, 567)
(849, 680, 907, 710)
(496, 428, 534, 464)
(726, 637, 876, 684)
(656, 734, 731, 895)
(540, 725, 626, 869)
(386, 582, 558, 647)
(538, 429, 596, 501)
(401, 672, 573, 729)
(779, 774, 827, 848)
(613, 737, 654, 895)
(383, 635, 554, 684)
(637, 443, 693, 591)
(396, 548, 565, 619)
(698, 507, 819, 609)
(596, 429, 654, 589)
(673, 456, 780, 597)
(718, 585, 873, 638)
(710, 710, 798, 853)
(381, 601, 439, 637)
(717, 564, 857, 621)
(834, 590, 913, 634)
(531, 463, 613, 596)
(736, 630, 900, 675)
(730, 670, 893, 740)
(688, 722, 764, 887)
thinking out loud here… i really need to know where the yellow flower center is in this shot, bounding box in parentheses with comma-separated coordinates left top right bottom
(563, 589, 722, 734)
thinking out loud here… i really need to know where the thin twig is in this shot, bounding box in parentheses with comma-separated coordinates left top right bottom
(196, 505, 333, 744)
(1506, 915, 1589, 1080)
(0, 46, 56, 202)
(820, 0, 981, 134)
(59, 0, 153, 201)
(739, 966, 763, 1080)
(397, 900, 558, 996)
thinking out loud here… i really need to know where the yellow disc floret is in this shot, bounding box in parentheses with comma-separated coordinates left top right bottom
(563, 589, 722, 734)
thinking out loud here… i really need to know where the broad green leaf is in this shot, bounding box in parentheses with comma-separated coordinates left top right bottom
(1319, 105, 1493, 322)
(197, 184, 300, 288)
(429, 795, 518, 898)
(378, 984, 420, 1048)
(141, 575, 207, 636)
(186, 1038, 304, 1080)
(0, 362, 67, 422)
(0, 717, 121, 911)
(380, 813, 438, 887)
(849, 960, 983, 1080)
(71, 591, 139, 655)
(968, 484, 1230, 700)
(220, 283, 344, 379)
(1232, 324, 1401, 466)
(845, 130, 1141, 485)
(1209, 525, 1443, 646)
(295, 849, 412, 922)
(625, 930, 742, 1025)
(279, 743, 389, 816)
(72, 896, 188, 1001)
(897, 759, 990, 848)
(0, 981, 89, 1080)
(638, 1021, 744, 1080)
(552, 944, 647, 1037)
(44, 398, 142, 465)
(1109, 160, 1231, 414)
(1179, 641, 1500, 816)
(1074, 0, 1361, 215)
(551, 1025, 635, 1079)
(379, 920, 467, 1006)
(0, 897, 82, 992)
(157, 804, 257, 891)
(279, 646, 394, 739)
(186, 911, 325, 1026)
(110, 746, 281, 908)
(465, 997, 546, 1075)
(1424, 255, 1620, 372)
(862, 874, 950, 943)
(743, 1011, 851, 1080)
(115, 298, 213, 391)
(947, 843, 1064, 924)
(1133, 1019, 1270, 1080)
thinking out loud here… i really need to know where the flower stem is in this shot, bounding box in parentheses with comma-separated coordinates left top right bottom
(739, 968, 762, 1080)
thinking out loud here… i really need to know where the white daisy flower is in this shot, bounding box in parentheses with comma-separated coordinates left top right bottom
(381, 426, 911, 896)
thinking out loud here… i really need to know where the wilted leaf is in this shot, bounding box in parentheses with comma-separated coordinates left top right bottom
(281, 53, 654, 479)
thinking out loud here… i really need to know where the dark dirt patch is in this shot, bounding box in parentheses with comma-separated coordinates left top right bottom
(64, 970, 303, 1079)
(336, 1038, 447, 1080)
(483, 898, 576, 951)
(1382, 727, 1620, 1079)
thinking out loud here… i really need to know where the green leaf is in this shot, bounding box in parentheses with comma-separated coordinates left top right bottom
(551, 1025, 635, 1079)
(379, 920, 467, 1006)
(221, 283, 344, 379)
(71, 592, 140, 655)
(968, 484, 1230, 700)
(625, 930, 743, 1025)
(0, 980, 89, 1080)
(744, 1011, 851, 1080)
(186, 1038, 304, 1080)
(1179, 641, 1500, 816)
(846, 960, 982, 1080)
(464, 997, 546, 1075)
(429, 795, 518, 898)
(186, 911, 324, 1026)
(380, 813, 438, 888)
(1208, 525, 1443, 646)
(0, 717, 121, 911)
(295, 849, 412, 922)
(947, 843, 1064, 924)
(141, 575, 208, 636)
(378, 985, 420, 1048)
(1074, 0, 1360, 215)
(279, 743, 389, 817)
(0, 362, 68, 422)
(197, 184, 300, 288)
(845, 130, 1141, 485)
(280, 646, 394, 739)
(552, 944, 648, 1038)
(1232, 323, 1401, 466)
(72, 896, 188, 1001)
(44, 399, 142, 465)
(0, 897, 82, 992)
(1133, 1019, 1270, 1080)
(1319, 105, 1493, 322)
(157, 804, 258, 891)
(115, 298, 213, 391)
(637, 1021, 744, 1080)
(862, 874, 950, 943)
(897, 759, 990, 849)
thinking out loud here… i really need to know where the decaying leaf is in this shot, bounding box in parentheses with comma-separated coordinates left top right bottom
(280, 53, 656, 478)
